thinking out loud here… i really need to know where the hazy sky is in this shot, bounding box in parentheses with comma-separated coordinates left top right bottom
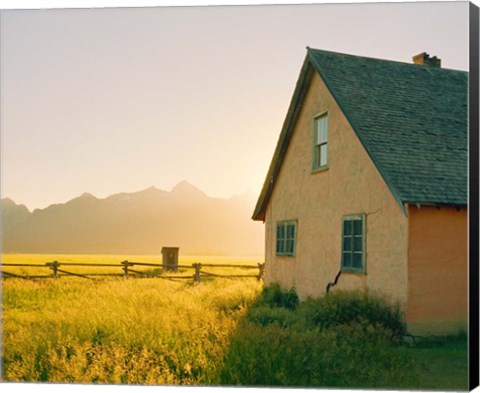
(0, 1, 469, 210)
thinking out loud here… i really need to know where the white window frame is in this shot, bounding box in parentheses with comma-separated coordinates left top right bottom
(276, 220, 297, 257)
(312, 112, 328, 171)
(341, 214, 366, 274)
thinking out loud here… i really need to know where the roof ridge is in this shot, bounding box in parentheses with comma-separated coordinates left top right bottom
(306, 47, 468, 74)
(252, 47, 467, 221)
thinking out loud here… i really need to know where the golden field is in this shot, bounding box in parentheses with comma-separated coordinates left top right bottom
(1, 254, 263, 383)
(1, 254, 468, 389)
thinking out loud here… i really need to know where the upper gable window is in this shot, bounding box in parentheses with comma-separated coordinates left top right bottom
(313, 113, 328, 171)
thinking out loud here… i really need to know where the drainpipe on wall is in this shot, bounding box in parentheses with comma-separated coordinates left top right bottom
(326, 270, 342, 293)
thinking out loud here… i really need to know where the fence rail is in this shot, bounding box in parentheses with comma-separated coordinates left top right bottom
(1, 260, 265, 283)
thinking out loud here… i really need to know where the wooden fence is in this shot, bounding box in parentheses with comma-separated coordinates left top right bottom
(1, 260, 265, 283)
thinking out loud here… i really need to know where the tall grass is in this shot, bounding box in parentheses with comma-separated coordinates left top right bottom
(221, 285, 467, 389)
(2, 256, 468, 389)
(2, 254, 262, 384)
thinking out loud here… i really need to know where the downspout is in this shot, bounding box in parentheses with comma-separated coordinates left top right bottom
(326, 270, 342, 293)
(325, 207, 381, 294)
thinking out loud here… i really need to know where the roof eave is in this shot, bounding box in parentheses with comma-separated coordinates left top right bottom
(252, 53, 314, 221)
(405, 201, 467, 208)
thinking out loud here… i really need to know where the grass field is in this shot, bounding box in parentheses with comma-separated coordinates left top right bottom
(2, 253, 263, 384)
(1, 254, 469, 389)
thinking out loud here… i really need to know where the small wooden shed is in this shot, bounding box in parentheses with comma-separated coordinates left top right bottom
(162, 247, 179, 272)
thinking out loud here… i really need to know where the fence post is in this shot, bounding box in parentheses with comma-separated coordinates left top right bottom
(52, 261, 59, 280)
(122, 260, 129, 278)
(257, 263, 265, 281)
(193, 263, 202, 283)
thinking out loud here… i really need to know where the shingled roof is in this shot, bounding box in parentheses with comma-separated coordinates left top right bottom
(253, 48, 468, 221)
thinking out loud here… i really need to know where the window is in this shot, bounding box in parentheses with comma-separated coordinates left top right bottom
(313, 113, 328, 170)
(276, 221, 297, 256)
(341, 214, 365, 273)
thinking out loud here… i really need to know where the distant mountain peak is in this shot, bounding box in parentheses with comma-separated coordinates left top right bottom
(1, 197, 31, 212)
(138, 186, 164, 195)
(80, 192, 96, 199)
(134, 186, 166, 199)
(171, 181, 206, 196)
(2, 197, 16, 206)
(66, 192, 97, 206)
(1, 182, 264, 256)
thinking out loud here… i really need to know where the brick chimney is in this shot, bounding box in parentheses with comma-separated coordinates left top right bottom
(412, 52, 441, 68)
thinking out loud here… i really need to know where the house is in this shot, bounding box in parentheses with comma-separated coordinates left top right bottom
(252, 48, 468, 335)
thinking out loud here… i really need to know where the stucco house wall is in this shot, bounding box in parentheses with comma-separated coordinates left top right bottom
(406, 205, 468, 334)
(256, 48, 468, 335)
(264, 72, 409, 307)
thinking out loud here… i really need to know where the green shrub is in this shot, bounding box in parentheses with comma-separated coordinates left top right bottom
(260, 283, 299, 310)
(299, 290, 406, 336)
(222, 290, 414, 387)
(250, 287, 405, 337)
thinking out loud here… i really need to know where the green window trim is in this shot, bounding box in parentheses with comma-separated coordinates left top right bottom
(341, 214, 366, 274)
(276, 220, 297, 256)
(312, 112, 328, 171)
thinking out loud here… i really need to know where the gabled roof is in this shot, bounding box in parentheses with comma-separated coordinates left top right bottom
(253, 48, 468, 221)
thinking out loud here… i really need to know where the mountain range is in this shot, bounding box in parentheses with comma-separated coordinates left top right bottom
(1, 181, 264, 256)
